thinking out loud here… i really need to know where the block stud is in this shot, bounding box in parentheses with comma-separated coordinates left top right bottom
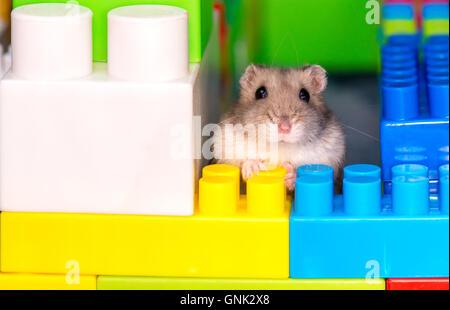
(344, 176, 381, 216)
(11, 3, 93, 80)
(297, 164, 334, 179)
(427, 79, 449, 118)
(294, 174, 333, 217)
(392, 164, 429, 179)
(392, 176, 430, 215)
(440, 174, 449, 214)
(259, 165, 287, 179)
(199, 176, 238, 216)
(382, 81, 419, 121)
(344, 164, 381, 180)
(247, 175, 285, 217)
(439, 164, 449, 178)
(203, 164, 240, 199)
(108, 5, 189, 82)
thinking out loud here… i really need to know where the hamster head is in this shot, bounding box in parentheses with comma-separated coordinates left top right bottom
(238, 64, 330, 144)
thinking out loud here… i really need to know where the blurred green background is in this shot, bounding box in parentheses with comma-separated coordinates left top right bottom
(224, 0, 381, 81)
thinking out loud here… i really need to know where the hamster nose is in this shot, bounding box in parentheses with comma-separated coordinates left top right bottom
(278, 120, 292, 134)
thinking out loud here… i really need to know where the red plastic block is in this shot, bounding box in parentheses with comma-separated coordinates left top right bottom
(387, 278, 449, 290)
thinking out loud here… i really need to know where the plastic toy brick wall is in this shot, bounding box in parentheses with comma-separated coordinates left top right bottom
(13, 0, 214, 63)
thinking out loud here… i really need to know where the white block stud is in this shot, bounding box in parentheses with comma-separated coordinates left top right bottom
(11, 3, 93, 80)
(108, 5, 189, 82)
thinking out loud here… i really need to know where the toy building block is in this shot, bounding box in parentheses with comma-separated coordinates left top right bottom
(382, 3, 417, 36)
(380, 32, 449, 193)
(0, 165, 290, 278)
(13, 0, 213, 63)
(383, 3, 415, 20)
(0, 273, 97, 290)
(290, 164, 449, 279)
(0, 3, 220, 216)
(387, 278, 449, 290)
(97, 276, 386, 290)
(423, 3, 450, 37)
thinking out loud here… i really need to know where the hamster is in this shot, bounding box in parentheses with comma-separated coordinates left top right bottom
(212, 64, 345, 191)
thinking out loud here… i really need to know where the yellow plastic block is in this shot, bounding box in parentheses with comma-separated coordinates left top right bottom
(0, 273, 96, 290)
(424, 20, 450, 37)
(97, 276, 386, 290)
(1, 165, 290, 278)
(384, 20, 416, 36)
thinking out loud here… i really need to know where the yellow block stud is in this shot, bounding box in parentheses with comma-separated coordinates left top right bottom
(199, 176, 238, 216)
(383, 20, 416, 36)
(247, 176, 286, 217)
(259, 165, 287, 179)
(424, 20, 450, 37)
(203, 164, 240, 198)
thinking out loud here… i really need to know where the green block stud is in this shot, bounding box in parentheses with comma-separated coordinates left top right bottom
(13, 0, 213, 63)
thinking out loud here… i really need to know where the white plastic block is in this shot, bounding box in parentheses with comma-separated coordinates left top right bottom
(108, 5, 189, 82)
(0, 4, 221, 216)
(1, 63, 198, 215)
(11, 3, 92, 80)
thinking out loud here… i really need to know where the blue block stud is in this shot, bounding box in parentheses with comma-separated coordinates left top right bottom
(428, 35, 450, 46)
(297, 164, 334, 179)
(392, 164, 429, 179)
(382, 75, 418, 85)
(344, 176, 381, 216)
(383, 4, 415, 20)
(294, 175, 333, 217)
(423, 4, 450, 20)
(392, 176, 430, 215)
(383, 66, 418, 78)
(440, 164, 449, 177)
(382, 81, 419, 121)
(440, 175, 449, 214)
(383, 58, 417, 70)
(388, 34, 419, 46)
(428, 79, 450, 118)
(344, 164, 381, 179)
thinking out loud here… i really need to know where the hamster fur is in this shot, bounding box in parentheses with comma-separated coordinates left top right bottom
(213, 64, 345, 191)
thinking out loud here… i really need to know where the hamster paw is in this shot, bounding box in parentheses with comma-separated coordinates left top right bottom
(242, 159, 266, 180)
(282, 162, 297, 191)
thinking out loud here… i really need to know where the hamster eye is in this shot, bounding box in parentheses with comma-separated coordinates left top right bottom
(299, 88, 310, 103)
(255, 86, 268, 100)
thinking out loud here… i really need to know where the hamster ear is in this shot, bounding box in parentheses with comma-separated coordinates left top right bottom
(240, 64, 259, 89)
(304, 65, 328, 94)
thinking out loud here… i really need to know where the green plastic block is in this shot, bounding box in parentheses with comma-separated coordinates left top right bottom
(98, 276, 386, 290)
(240, 0, 381, 73)
(13, 0, 213, 63)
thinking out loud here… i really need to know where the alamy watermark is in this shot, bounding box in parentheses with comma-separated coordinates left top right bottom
(171, 116, 280, 163)
(366, 0, 380, 25)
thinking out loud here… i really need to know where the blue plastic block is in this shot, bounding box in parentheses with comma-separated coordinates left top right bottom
(440, 164, 449, 177)
(290, 164, 449, 279)
(344, 164, 381, 179)
(380, 35, 449, 189)
(388, 34, 419, 46)
(392, 164, 429, 178)
(383, 4, 415, 20)
(423, 4, 450, 20)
